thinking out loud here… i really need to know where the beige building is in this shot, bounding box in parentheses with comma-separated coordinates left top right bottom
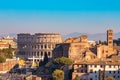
(0, 36, 17, 49)
(72, 60, 120, 80)
(53, 35, 97, 62)
(0, 41, 9, 49)
(17, 33, 62, 61)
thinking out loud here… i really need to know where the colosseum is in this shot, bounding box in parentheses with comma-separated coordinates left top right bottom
(17, 33, 62, 61)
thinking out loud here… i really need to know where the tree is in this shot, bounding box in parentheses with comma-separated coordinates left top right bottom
(19, 60, 25, 66)
(99, 70, 102, 80)
(68, 68, 74, 80)
(52, 69, 64, 80)
(73, 75, 79, 80)
(54, 57, 73, 65)
(2, 48, 13, 59)
(0, 56, 6, 63)
(42, 53, 48, 65)
(105, 76, 115, 80)
(54, 57, 73, 69)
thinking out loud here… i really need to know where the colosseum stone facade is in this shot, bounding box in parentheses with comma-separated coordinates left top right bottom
(17, 33, 62, 61)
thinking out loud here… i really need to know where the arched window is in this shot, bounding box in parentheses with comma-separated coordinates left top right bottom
(41, 52, 43, 56)
(45, 45, 47, 49)
(41, 45, 43, 49)
(48, 52, 51, 56)
(37, 52, 39, 56)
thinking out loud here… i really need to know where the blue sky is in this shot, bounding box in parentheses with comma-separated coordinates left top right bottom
(0, 0, 120, 34)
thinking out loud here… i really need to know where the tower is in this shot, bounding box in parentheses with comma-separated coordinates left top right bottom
(107, 29, 113, 55)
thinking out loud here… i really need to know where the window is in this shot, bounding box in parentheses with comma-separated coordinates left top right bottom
(109, 37, 112, 40)
(90, 69, 93, 73)
(109, 33, 112, 35)
(41, 52, 43, 56)
(114, 71, 115, 74)
(48, 52, 51, 56)
(94, 65, 97, 68)
(118, 71, 119, 74)
(45, 45, 47, 49)
(41, 45, 43, 49)
(109, 41, 112, 44)
(81, 70, 84, 73)
(81, 65, 83, 68)
(37, 52, 39, 56)
(95, 71, 96, 73)
(109, 71, 111, 73)
(90, 65, 92, 67)
(113, 76, 115, 78)
(109, 65, 111, 68)
(90, 78, 93, 80)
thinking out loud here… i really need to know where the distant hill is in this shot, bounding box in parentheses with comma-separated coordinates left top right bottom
(0, 32, 119, 41)
(62, 32, 120, 41)
(0, 33, 17, 39)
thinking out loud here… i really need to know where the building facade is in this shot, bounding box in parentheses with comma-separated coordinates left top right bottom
(17, 33, 62, 61)
(53, 35, 97, 62)
(72, 61, 120, 80)
(0, 36, 17, 49)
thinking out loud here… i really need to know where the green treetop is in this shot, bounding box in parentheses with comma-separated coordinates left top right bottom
(54, 57, 73, 65)
(52, 69, 64, 80)
(105, 76, 115, 80)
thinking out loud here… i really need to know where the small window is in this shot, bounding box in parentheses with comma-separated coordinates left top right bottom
(41, 52, 43, 56)
(90, 78, 93, 80)
(45, 45, 47, 49)
(81, 70, 83, 73)
(48, 52, 51, 56)
(37, 52, 39, 56)
(114, 71, 115, 74)
(90, 65, 92, 67)
(109, 65, 111, 68)
(41, 45, 43, 49)
(90, 69, 93, 73)
(95, 71, 96, 73)
(118, 71, 119, 74)
(114, 76, 115, 78)
(109, 71, 111, 73)
(94, 65, 97, 68)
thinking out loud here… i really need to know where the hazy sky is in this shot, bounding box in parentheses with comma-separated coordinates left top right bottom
(0, 0, 120, 34)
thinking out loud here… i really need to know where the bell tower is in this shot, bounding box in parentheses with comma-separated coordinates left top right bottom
(107, 29, 113, 55)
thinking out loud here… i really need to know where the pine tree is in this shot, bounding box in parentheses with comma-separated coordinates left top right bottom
(42, 53, 48, 65)
(99, 69, 102, 80)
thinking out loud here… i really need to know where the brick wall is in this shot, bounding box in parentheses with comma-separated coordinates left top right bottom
(0, 60, 19, 73)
